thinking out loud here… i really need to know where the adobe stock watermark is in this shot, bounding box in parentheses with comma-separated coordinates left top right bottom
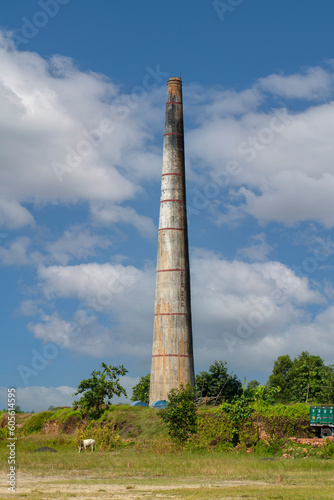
(12, 0, 71, 48)
(52, 64, 168, 183)
(222, 235, 334, 353)
(7, 388, 16, 493)
(213, 0, 245, 22)
(17, 267, 139, 385)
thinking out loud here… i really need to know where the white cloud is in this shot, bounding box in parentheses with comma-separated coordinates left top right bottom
(258, 66, 333, 99)
(28, 311, 114, 357)
(0, 237, 31, 266)
(3, 41, 334, 384)
(26, 251, 326, 382)
(91, 203, 156, 239)
(45, 226, 111, 265)
(2, 37, 334, 233)
(0, 386, 75, 413)
(37, 262, 149, 302)
(0, 36, 163, 229)
(246, 304, 334, 375)
(0, 375, 139, 412)
(18, 299, 43, 316)
(238, 170, 334, 227)
(32, 262, 155, 358)
(0, 198, 34, 229)
(190, 250, 322, 326)
(0, 228, 112, 268)
(187, 79, 334, 228)
(186, 85, 263, 120)
(238, 233, 273, 261)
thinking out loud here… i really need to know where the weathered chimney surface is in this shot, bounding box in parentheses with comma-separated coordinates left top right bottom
(149, 77, 195, 405)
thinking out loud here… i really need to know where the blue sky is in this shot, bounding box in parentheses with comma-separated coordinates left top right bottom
(2, 0, 334, 411)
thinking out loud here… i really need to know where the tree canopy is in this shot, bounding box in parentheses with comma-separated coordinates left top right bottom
(267, 351, 334, 403)
(131, 374, 150, 404)
(73, 363, 128, 418)
(195, 360, 242, 404)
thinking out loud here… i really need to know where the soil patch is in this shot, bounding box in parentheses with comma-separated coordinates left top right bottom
(0, 472, 271, 499)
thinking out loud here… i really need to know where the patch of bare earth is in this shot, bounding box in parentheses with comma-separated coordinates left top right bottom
(0, 472, 271, 499)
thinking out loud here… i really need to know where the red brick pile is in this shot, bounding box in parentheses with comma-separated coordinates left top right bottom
(288, 436, 334, 446)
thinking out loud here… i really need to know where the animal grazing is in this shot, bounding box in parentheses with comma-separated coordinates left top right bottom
(78, 439, 95, 452)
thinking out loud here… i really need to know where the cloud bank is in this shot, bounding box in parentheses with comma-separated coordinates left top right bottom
(2, 34, 334, 396)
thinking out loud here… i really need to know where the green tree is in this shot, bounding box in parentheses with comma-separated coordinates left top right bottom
(243, 380, 260, 399)
(317, 364, 334, 403)
(160, 383, 198, 443)
(131, 374, 150, 404)
(290, 352, 324, 402)
(267, 354, 293, 402)
(196, 360, 242, 404)
(268, 352, 333, 403)
(73, 363, 128, 418)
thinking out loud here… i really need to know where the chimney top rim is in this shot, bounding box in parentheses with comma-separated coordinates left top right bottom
(167, 77, 182, 84)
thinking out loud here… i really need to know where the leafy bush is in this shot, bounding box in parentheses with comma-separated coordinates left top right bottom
(219, 396, 254, 444)
(256, 403, 312, 438)
(160, 384, 198, 443)
(317, 440, 334, 458)
(239, 420, 258, 447)
(187, 410, 234, 451)
(254, 437, 287, 456)
(76, 422, 128, 451)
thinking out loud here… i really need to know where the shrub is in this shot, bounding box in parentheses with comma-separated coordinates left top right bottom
(76, 422, 128, 451)
(239, 421, 258, 447)
(219, 396, 254, 444)
(256, 403, 312, 439)
(187, 410, 234, 451)
(160, 384, 198, 443)
(317, 440, 334, 458)
(254, 437, 287, 456)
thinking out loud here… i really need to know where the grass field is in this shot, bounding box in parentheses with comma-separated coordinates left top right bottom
(0, 406, 332, 499)
(1, 436, 334, 499)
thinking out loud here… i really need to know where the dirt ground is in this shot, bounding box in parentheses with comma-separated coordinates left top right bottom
(0, 472, 271, 499)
